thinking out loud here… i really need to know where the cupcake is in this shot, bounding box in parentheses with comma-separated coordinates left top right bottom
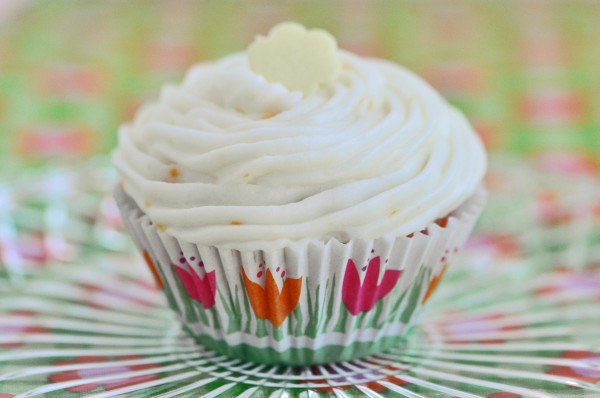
(113, 22, 486, 365)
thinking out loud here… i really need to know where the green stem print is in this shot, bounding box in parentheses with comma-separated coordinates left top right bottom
(320, 274, 337, 334)
(255, 318, 268, 338)
(273, 326, 284, 341)
(368, 299, 385, 329)
(218, 285, 242, 334)
(304, 280, 320, 338)
(293, 305, 304, 336)
(209, 307, 221, 330)
(240, 274, 253, 334)
(353, 311, 368, 331)
(193, 302, 209, 326)
(397, 268, 427, 324)
(333, 304, 350, 333)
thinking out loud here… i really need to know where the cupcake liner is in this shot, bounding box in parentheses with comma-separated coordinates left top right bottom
(115, 187, 486, 365)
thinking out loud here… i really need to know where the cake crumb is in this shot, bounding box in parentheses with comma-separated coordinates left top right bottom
(243, 173, 254, 183)
(367, 98, 375, 110)
(144, 200, 152, 207)
(263, 109, 280, 119)
(230, 220, 244, 225)
(168, 165, 181, 182)
(157, 224, 167, 232)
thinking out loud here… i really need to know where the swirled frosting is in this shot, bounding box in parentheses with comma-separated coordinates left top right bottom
(113, 51, 487, 250)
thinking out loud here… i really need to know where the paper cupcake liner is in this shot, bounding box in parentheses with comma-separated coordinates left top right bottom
(115, 187, 486, 365)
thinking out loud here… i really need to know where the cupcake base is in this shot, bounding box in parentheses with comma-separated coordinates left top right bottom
(115, 187, 485, 365)
(188, 329, 411, 366)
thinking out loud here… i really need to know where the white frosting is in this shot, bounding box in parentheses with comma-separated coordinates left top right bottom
(113, 51, 487, 250)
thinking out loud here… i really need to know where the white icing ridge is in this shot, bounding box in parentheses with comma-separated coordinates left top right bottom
(113, 51, 487, 250)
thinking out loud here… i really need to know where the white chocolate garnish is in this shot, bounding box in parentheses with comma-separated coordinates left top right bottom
(248, 22, 341, 96)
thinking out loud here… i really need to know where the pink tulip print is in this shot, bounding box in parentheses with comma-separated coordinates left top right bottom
(342, 257, 402, 315)
(174, 264, 216, 309)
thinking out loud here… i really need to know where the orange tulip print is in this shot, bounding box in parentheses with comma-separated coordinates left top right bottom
(421, 265, 448, 305)
(241, 268, 302, 328)
(142, 251, 163, 289)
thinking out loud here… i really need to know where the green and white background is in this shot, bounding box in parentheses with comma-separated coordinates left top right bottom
(1, 1, 600, 397)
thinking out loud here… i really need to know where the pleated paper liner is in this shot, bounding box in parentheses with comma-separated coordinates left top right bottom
(115, 187, 485, 365)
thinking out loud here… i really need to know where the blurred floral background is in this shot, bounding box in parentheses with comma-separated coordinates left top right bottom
(1, 0, 599, 174)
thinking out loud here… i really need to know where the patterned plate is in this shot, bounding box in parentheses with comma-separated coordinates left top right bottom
(1, 155, 600, 397)
(1, 254, 600, 397)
